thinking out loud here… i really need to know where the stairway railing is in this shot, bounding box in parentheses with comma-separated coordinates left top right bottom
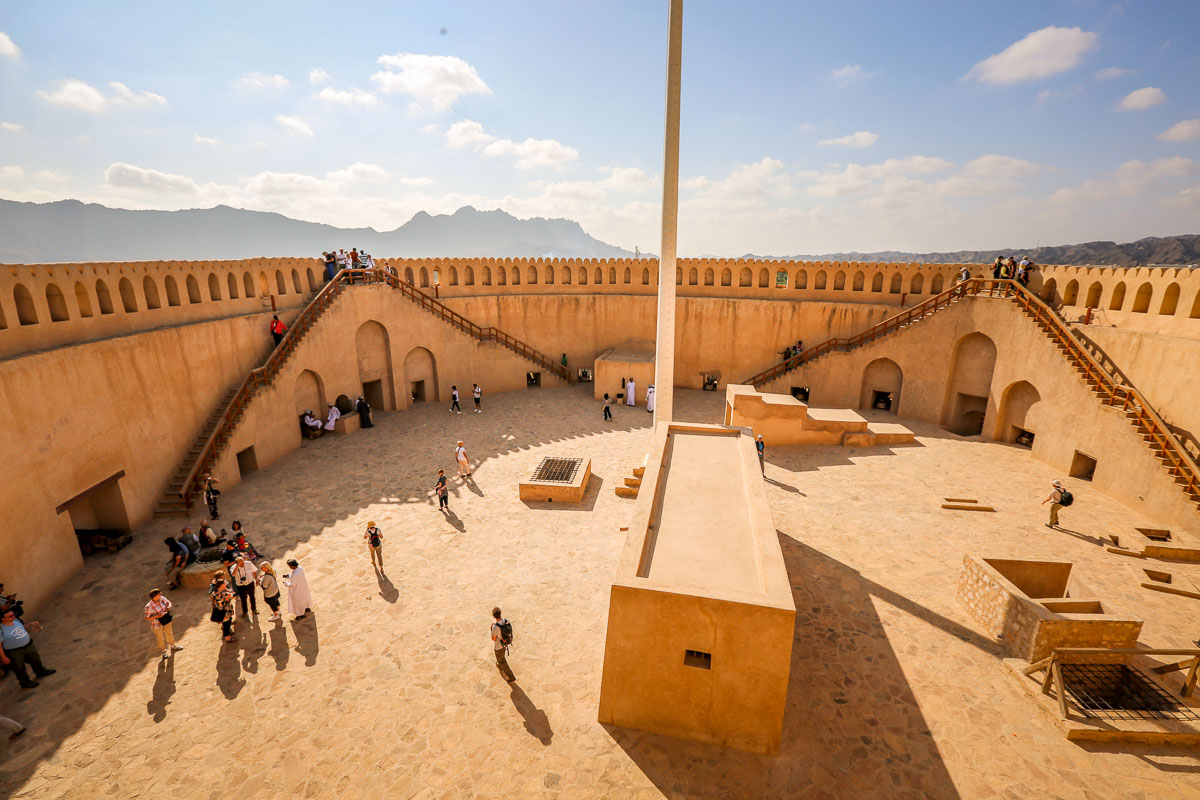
(178, 269, 567, 507)
(742, 277, 1200, 505)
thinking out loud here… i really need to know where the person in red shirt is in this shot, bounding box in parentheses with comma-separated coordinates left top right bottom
(269, 314, 287, 346)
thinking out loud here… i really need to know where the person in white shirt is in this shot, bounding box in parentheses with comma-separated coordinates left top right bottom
(472, 384, 482, 413)
(301, 409, 323, 439)
(625, 378, 636, 406)
(450, 386, 462, 413)
(324, 403, 340, 432)
(229, 556, 259, 616)
(455, 440, 470, 477)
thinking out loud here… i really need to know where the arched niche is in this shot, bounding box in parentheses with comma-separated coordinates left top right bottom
(859, 357, 903, 414)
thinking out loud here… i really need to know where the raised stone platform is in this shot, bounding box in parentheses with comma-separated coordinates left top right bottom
(519, 456, 592, 503)
(723, 384, 915, 447)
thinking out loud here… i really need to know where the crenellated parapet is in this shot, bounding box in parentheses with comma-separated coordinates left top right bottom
(2, 256, 1197, 359)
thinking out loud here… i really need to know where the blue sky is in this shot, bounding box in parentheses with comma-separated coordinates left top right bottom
(1, 0, 1198, 254)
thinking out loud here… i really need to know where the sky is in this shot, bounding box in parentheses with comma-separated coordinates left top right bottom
(1, 0, 1198, 255)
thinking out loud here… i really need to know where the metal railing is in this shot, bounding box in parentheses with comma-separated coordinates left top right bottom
(1022, 647, 1200, 719)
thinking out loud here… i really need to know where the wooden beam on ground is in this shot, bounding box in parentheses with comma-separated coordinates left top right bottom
(941, 503, 996, 512)
(943, 497, 978, 503)
(1105, 546, 1145, 558)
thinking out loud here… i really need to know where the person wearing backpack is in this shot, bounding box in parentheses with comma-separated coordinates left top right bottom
(364, 521, 383, 571)
(489, 607, 516, 682)
(1041, 479, 1073, 529)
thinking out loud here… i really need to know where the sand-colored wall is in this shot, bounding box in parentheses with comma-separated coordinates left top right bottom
(765, 296, 1200, 532)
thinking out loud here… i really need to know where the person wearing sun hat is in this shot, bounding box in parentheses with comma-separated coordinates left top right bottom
(455, 440, 470, 477)
(755, 434, 765, 477)
(364, 521, 383, 572)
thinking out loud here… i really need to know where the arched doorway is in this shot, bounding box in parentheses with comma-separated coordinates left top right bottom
(994, 380, 1042, 446)
(403, 346, 438, 403)
(356, 320, 394, 411)
(293, 369, 326, 417)
(859, 358, 903, 414)
(942, 332, 997, 436)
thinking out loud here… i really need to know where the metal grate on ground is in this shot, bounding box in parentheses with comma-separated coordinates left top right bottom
(531, 457, 583, 484)
(1060, 663, 1200, 722)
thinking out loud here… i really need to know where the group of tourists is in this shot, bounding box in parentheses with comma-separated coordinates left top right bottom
(449, 383, 484, 414)
(991, 255, 1035, 287)
(601, 377, 655, 420)
(322, 248, 381, 281)
(163, 519, 258, 589)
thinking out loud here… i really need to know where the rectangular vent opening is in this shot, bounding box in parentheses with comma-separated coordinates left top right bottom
(684, 649, 712, 670)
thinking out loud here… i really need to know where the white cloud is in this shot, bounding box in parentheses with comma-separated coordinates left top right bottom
(959, 155, 1041, 178)
(36, 78, 166, 112)
(0, 165, 25, 180)
(1049, 156, 1195, 203)
(325, 163, 390, 184)
(444, 119, 577, 169)
(0, 32, 19, 60)
(1035, 85, 1082, 107)
(108, 81, 167, 108)
(686, 158, 793, 206)
(105, 162, 199, 194)
(313, 86, 378, 107)
(1116, 86, 1165, 111)
(831, 65, 878, 83)
(966, 26, 1098, 85)
(421, 123, 440, 135)
(195, 134, 218, 145)
(797, 123, 815, 132)
(34, 169, 67, 183)
(1095, 67, 1133, 80)
(1, 122, 22, 132)
(803, 156, 954, 197)
(597, 166, 655, 193)
(238, 72, 289, 90)
(309, 68, 331, 85)
(37, 79, 108, 113)
(817, 131, 878, 148)
(275, 115, 314, 137)
(371, 53, 491, 111)
(1158, 119, 1200, 142)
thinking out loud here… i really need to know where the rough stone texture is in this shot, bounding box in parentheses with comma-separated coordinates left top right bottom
(4, 386, 1200, 799)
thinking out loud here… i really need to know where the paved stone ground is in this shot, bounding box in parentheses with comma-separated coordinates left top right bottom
(3, 385, 1199, 799)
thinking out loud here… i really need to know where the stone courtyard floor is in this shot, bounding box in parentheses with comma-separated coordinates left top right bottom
(3, 384, 1200, 799)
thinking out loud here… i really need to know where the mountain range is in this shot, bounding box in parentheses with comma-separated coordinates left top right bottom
(1, 198, 1196, 267)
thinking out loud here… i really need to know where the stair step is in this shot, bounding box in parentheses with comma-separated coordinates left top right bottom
(624, 476, 642, 488)
(615, 485, 639, 499)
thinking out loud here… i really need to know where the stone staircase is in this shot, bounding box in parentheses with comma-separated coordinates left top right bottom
(615, 456, 648, 499)
(156, 269, 571, 516)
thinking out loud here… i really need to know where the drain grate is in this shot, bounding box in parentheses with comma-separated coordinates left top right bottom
(531, 457, 583, 484)
(1060, 663, 1200, 721)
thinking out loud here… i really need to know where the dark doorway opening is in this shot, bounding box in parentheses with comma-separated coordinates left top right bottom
(950, 393, 987, 436)
(1012, 428, 1035, 448)
(362, 379, 385, 410)
(236, 446, 259, 476)
(411, 380, 426, 403)
(1070, 450, 1097, 481)
(335, 394, 354, 414)
(57, 471, 132, 556)
(527, 371, 542, 387)
(791, 386, 810, 403)
(871, 390, 893, 412)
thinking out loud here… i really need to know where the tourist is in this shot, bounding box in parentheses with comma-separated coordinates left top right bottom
(350, 248, 360, 268)
(210, 578, 235, 642)
(259, 562, 282, 622)
(163, 537, 189, 590)
(301, 409, 323, 439)
(795, 340, 804, 353)
(324, 403, 340, 433)
(356, 395, 374, 428)
(204, 476, 221, 520)
(283, 559, 313, 620)
(0, 609, 55, 689)
(220, 541, 239, 583)
(323, 252, 336, 281)
(0, 716, 25, 740)
(602, 392, 613, 421)
(364, 521, 384, 570)
(992, 256, 1004, 280)
(179, 526, 202, 555)
(756, 434, 765, 476)
(231, 525, 260, 559)
(434, 469, 449, 511)
(1017, 260, 1033, 288)
(269, 314, 287, 347)
(450, 385, 462, 414)
(1041, 479, 1072, 529)
(958, 266, 971, 283)
(230, 557, 259, 617)
(144, 589, 183, 660)
(472, 383, 482, 413)
(455, 440, 471, 478)
(646, 384, 656, 413)
(626, 378, 636, 406)
(0, 585, 24, 620)
(198, 520, 223, 547)
(489, 607, 516, 683)
(560, 353, 567, 368)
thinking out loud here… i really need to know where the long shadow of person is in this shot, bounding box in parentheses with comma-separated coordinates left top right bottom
(241, 617, 267, 674)
(509, 683, 553, 745)
(216, 637, 245, 700)
(146, 656, 176, 722)
(464, 476, 485, 497)
(291, 615, 320, 666)
(377, 571, 399, 604)
(443, 509, 465, 533)
(267, 620, 289, 671)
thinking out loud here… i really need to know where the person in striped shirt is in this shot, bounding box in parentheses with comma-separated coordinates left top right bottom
(145, 589, 183, 661)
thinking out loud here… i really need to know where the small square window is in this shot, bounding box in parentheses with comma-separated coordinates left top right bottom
(684, 649, 712, 670)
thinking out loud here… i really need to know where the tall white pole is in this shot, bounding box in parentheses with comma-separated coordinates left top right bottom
(653, 0, 682, 428)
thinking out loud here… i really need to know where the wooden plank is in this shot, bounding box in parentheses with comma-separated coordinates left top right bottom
(941, 504, 996, 512)
(1184, 658, 1200, 698)
(943, 497, 978, 503)
(1151, 659, 1193, 675)
(1141, 583, 1200, 601)
(1052, 661, 1069, 719)
(54, 470, 127, 514)
(1041, 657, 1057, 695)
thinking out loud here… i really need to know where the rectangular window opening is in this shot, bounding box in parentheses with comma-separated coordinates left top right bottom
(236, 446, 259, 475)
(684, 649, 712, 670)
(1070, 450, 1097, 481)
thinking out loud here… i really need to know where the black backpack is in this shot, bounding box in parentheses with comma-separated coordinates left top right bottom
(1058, 489, 1074, 507)
(368, 527, 382, 547)
(497, 620, 514, 646)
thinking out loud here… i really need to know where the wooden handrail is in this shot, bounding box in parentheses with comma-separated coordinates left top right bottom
(179, 268, 568, 505)
(741, 277, 1200, 504)
(1024, 647, 1200, 706)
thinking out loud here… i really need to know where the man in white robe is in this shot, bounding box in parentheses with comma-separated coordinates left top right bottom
(645, 384, 655, 413)
(283, 559, 313, 619)
(324, 403, 340, 432)
(626, 379, 636, 406)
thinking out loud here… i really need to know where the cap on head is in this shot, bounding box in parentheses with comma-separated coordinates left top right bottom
(1053, 479, 1063, 486)
(368, 521, 375, 527)
(306, 409, 313, 414)
(457, 440, 464, 445)
(756, 434, 762, 439)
